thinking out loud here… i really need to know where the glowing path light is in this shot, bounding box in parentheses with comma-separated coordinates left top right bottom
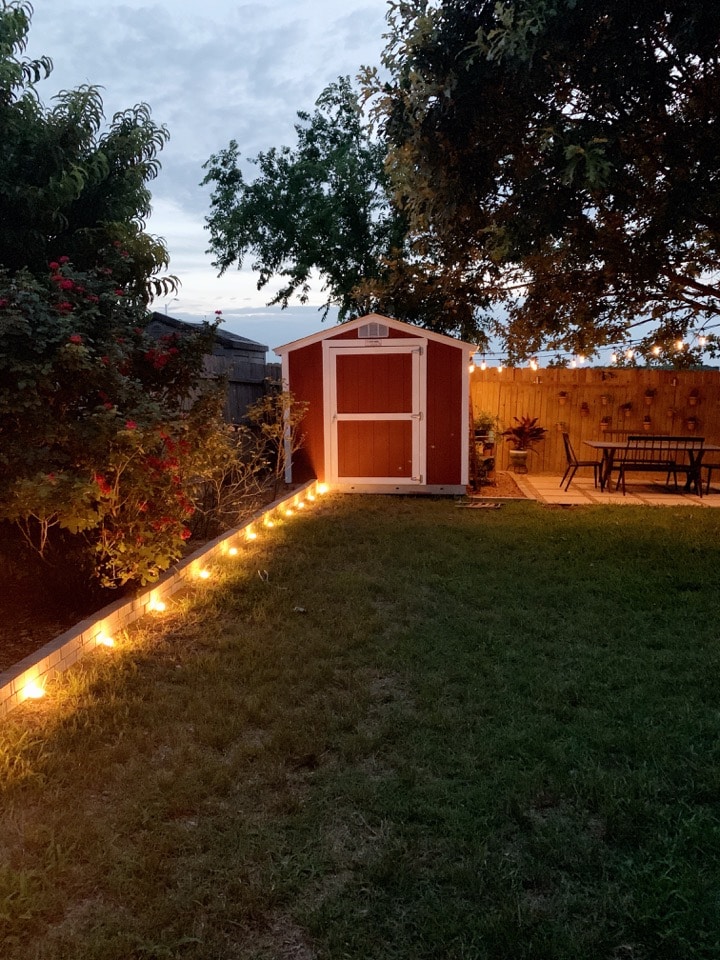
(23, 679, 46, 700)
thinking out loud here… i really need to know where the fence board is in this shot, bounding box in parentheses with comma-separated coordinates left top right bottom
(471, 367, 720, 474)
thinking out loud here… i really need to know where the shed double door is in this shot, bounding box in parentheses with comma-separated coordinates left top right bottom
(324, 341, 427, 486)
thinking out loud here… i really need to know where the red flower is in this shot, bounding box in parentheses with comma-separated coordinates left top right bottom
(125, 420, 137, 430)
(180, 528, 192, 540)
(114, 288, 125, 296)
(48, 261, 60, 271)
(58, 301, 74, 313)
(59, 278, 74, 290)
(59, 255, 70, 264)
(69, 333, 83, 344)
(94, 473, 113, 496)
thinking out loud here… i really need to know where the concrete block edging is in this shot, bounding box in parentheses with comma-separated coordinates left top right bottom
(0, 480, 320, 719)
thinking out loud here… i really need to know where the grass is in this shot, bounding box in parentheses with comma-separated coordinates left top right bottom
(2, 494, 720, 959)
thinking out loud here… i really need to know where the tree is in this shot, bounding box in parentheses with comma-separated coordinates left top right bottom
(0, 0, 176, 302)
(202, 77, 404, 322)
(0, 1, 225, 589)
(203, 76, 491, 340)
(371, 0, 720, 365)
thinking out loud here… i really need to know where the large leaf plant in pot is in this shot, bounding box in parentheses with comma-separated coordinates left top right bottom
(502, 415, 547, 473)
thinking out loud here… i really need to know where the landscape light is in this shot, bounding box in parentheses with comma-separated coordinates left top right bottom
(23, 679, 45, 700)
(197, 568, 211, 580)
(228, 546, 239, 557)
(263, 516, 276, 527)
(317, 483, 329, 495)
(96, 632, 115, 648)
(246, 528, 258, 540)
(148, 598, 166, 613)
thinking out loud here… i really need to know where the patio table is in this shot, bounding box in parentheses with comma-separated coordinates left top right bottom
(584, 438, 720, 494)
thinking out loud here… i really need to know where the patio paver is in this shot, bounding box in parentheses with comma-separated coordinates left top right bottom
(511, 472, 720, 507)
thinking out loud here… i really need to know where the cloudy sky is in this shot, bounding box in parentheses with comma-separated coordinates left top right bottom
(25, 0, 390, 355)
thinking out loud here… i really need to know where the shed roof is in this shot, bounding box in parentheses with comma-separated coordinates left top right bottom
(274, 313, 476, 355)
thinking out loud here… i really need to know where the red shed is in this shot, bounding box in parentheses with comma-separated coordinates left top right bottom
(275, 313, 474, 494)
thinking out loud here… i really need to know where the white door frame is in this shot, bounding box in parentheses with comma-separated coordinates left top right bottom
(323, 339, 427, 486)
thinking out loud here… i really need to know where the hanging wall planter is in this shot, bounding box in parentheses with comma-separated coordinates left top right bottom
(600, 416, 612, 433)
(558, 391, 569, 406)
(688, 389, 700, 407)
(580, 402, 590, 418)
(643, 415, 652, 432)
(644, 389, 655, 406)
(686, 416, 699, 433)
(620, 402, 632, 419)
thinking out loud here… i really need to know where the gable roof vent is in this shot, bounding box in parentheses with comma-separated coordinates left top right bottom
(358, 321, 388, 339)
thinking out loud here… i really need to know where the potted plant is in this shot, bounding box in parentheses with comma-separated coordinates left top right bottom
(473, 411, 500, 448)
(502, 415, 547, 473)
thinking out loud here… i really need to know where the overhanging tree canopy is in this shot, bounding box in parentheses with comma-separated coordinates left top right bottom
(371, 0, 720, 365)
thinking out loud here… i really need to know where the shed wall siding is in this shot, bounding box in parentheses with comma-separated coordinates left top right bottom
(288, 343, 325, 482)
(426, 341, 464, 484)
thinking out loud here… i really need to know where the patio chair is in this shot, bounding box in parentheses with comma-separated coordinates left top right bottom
(704, 461, 720, 494)
(560, 433, 600, 491)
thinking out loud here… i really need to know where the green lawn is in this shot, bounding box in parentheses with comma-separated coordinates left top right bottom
(2, 495, 720, 959)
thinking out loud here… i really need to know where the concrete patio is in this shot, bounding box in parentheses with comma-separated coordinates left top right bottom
(473, 471, 720, 509)
(508, 471, 720, 507)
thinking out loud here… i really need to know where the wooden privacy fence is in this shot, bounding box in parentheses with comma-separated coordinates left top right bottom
(203, 356, 281, 423)
(471, 366, 720, 474)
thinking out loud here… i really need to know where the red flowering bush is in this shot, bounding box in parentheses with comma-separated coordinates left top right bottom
(0, 257, 226, 587)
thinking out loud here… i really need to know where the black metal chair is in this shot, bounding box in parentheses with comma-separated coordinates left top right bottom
(560, 433, 600, 491)
(704, 461, 720, 494)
